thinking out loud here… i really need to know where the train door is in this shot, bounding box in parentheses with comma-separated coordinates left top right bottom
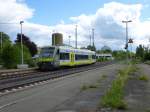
(70, 52, 74, 65)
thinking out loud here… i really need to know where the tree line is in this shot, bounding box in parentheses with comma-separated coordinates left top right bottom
(136, 44, 150, 61)
(0, 32, 37, 68)
(85, 44, 150, 62)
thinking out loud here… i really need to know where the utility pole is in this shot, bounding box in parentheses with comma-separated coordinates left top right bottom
(92, 28, 95, 47)
(92, 28, 95, 51)
(89, 34, 91, 46)
(75, 25, 77, 48)
(122, 20, 132, 62)
(68, 35, 71, 46)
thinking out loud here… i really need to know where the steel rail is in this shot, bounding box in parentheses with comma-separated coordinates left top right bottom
(0, 61, 114, 92)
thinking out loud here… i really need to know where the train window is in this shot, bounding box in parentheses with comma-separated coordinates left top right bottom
(92, 55, 96, 59)
(56, 49, 59, 54)
(60, 53, 69, 60)
(75, 54, 88, 60)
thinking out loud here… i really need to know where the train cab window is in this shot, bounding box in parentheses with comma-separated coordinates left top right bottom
(40, 47, 55, 57)
(60, 53, 69, 60)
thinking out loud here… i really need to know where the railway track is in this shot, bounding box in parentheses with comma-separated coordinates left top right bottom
(0, 61, 114, 93)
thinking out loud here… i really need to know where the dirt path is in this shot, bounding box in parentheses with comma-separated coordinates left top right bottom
(123, 64, 150, 112)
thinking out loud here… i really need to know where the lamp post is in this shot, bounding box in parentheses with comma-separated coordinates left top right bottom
(20, 21, 24, 64)
(122, 20, 132, 61)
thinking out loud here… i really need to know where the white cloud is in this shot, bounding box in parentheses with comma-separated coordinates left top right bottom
(0, 0, 33, 22)
(0, 1, 150, 50)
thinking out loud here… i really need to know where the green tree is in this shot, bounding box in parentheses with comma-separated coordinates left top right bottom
(143, 47, 150, 61)
(112, 50, 127, 60)
(15, 34, 38, 56)
(136, 45, 144, 59)
(0, 32, 11, 64)
(87, 45, 96, 51)
(1, 44, 17, 68)
(0, 32, 11, 49)
(13, 44, 32, 66)
(2, 43, 32, 68)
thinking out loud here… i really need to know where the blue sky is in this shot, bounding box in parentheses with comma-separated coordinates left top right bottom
(26, 0, 150, 25)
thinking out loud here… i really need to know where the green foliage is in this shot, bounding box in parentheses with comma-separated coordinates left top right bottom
(139, 75, 149, 81)
(145, 109, 150, 112)
(13, 44, 32, 66)
(0, 32, 12, 66)
(2, 43, 32, 68)
(0, 32, 11, 48)
(0, 32, 35, 68)
(15, 33, 38, 56)
(101, 64, 137, 109)
(87, 45, 96, 51)
(112, 50, 127, 60)
(136, 45, 144, 59)
(136, 44, 150, 61)
(101, 74, 107, 79)
(0, 52, 2, 64)
(97, 57, 109, 62)
(1, 44, 17, 68)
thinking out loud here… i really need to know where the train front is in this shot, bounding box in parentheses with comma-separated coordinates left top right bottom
(37, 46, 55, 70)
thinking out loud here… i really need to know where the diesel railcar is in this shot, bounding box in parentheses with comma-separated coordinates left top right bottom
(36, 46, 96, 70)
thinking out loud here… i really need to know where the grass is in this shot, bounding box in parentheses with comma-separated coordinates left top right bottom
(101, 64, 137, 109)
(80, 84, 98, 91)
(101, 74, 107, 79)
(139, 74, 149, 81)
(145, 109, 150, 112)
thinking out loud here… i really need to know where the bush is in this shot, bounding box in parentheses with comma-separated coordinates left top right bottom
(97, 58, 109, 62)
(1, 44, 17, 68)
(139, 75, 149, 81)
(2, 44, 33, 68)
(13, 44, 33, 66)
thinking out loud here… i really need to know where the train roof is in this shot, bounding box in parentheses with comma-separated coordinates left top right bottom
(58, 46, 95, 54)
(41, 45, 95, 54)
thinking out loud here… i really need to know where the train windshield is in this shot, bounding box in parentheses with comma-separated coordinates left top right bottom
(40, 47, 55, 57)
